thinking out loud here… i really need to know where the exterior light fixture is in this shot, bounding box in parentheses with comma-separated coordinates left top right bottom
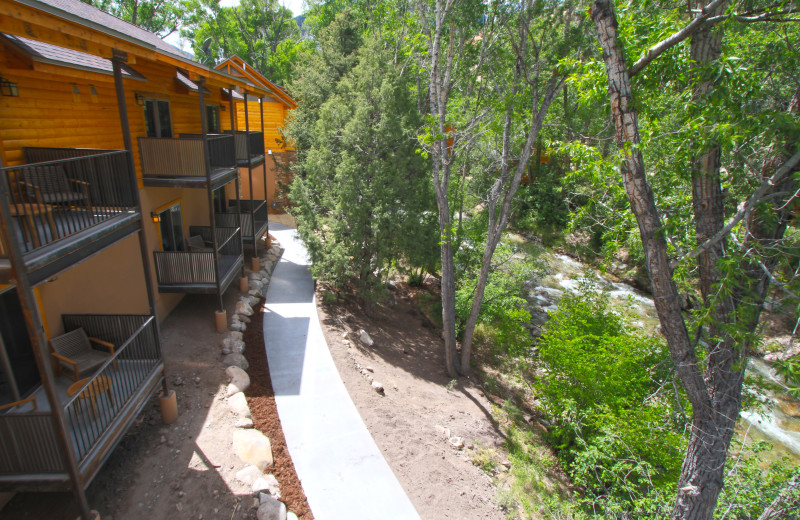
(0, 76, 18, 97)
(151, 212, 161, 223)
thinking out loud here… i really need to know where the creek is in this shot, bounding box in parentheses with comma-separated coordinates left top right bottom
(518, 237, 800, 465)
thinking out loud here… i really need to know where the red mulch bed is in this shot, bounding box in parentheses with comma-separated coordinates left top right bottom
(243, 300, 313, 519)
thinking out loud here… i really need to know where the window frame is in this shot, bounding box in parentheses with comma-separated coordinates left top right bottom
(143, 97, 173, 138)
(154, 200, 185, 252)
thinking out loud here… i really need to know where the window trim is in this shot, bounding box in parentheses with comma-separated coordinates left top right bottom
(143, 97, 173, 138)
(153, 199, 185, 252)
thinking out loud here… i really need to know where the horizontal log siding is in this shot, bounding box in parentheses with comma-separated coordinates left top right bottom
(1, 38, 233, 180)
(236, 101, 292, 151)
(0, 45, 125, 166)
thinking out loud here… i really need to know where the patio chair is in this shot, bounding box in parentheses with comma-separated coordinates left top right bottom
(21, 164, 93, 217)
(187, 235, 211, 251)
(49, 328, 116, 381)
(0, 396, 37, 414)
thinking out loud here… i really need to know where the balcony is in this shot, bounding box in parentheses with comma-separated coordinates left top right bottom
(0, 314, 163, 488)
(216, 199, 268, 245)
(0, 148, 141, 285)
(138, 134, 236, 189)
(153, 226, 243, 294)
(225, 130, 265, 165)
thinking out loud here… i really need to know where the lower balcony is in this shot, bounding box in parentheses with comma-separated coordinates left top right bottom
(0, 314, 163, 489)
(153, 226, 243, 294)
(216, 199, 268, 245)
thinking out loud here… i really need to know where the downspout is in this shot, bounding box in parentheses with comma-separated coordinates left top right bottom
(198, 78, 224, 312)
(0, 160, 93, 520)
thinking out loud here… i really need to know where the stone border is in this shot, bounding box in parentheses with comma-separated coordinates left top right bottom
(217, 238, 301, 520)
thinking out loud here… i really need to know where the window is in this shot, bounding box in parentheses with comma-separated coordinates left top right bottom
(0, 287, 39, 406)
(206, 105, 221, 133)
(213, 186, 227, 214)
(156, 202, 185, 252)
(144, 98, 173, 138)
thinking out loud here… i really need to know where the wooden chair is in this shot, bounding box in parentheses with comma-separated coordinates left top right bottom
(0, 396, 37, 413)
(187, 235, 211, 251)
(21, 164, 93, 217)
(49, 328, 116, 381)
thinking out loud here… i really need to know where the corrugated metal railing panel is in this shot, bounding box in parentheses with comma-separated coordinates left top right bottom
(59, 315, 161, 464)
(154, 251, 216, 284)
(215, 213, 252, 233)
(138, 138, 206, 177)
(0, 413, 64, 475)
(189, 226, 241, 256)
(222, 131, 264, 160)
(0, 149, 137, 255)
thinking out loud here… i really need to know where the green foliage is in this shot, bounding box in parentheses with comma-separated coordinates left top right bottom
(535, 283, 687, 516)
(84, 0, 186, 36)
(286, 32, 437, 305)
(182, 0, 303, 84)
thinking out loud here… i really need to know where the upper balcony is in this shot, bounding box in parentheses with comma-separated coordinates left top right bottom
(180, 131, 264, 167)
(0, 148, 141, 286)
(138, 134, 237, 190)
(0, 314, 163, 489)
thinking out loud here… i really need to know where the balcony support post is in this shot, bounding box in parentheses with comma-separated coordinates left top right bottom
(244, 91, 257, 258)
(260, 97, 269, 240)
(0, 159, 93, 519)
(229, 84, 236, 132)
(198, 78, 225, 312)
(112, 51, 164, 349)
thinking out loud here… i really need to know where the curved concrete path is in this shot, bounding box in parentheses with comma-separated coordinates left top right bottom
(262, 223, 421, 520)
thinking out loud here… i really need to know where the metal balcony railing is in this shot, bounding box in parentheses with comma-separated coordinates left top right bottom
(0, 314, 161, 476)
(138, 134, 235, 177)
(224, 130, 265, 160)
(0, 149, 137, 254)
(153, 227, 242, 286)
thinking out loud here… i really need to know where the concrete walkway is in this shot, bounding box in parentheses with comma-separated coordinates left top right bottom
(262, 223, 421, 520)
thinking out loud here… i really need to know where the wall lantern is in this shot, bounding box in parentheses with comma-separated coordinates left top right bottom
(151, 212, 161, 223)
(0, 76, 18, 97)
(135, 93, 144, 106)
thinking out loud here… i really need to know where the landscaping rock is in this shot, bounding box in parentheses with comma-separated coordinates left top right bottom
(233, 429, 273, 472)
(228, 331, 244, 341)
(235, 418, 254, 428)
(257, 494, 286, 520)
(225, 366, 250, 396)
(235, 465, 263, 487)
(359, 329, 374, 347)
(228, 392, 251, 418)
(252, 473, 281, 497)
(372, 381, 384, 394)
(221, 337, 245, 355)
(287, 513, 299, 520)
(449, 436, 465, 450)
(223, 353, 249, 370)
(236, 300, 254, 317)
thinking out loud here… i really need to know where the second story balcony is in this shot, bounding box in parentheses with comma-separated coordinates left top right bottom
(138, 134, 237, 189)
(0, 148, 140, 285)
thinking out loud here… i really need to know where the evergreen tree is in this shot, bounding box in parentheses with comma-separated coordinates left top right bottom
(287, 34, 437, 305)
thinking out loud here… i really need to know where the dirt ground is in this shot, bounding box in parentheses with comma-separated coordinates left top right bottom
(1, 262, 308, 520)
(316, 281, 507, 519)
(3, 214, 507, 520)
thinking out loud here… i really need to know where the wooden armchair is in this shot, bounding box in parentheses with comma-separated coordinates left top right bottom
(187, 235, 211, 251)
(21, 164, 93, 217)
(50, 328, 116, 381)
(0, 396, 37, 413)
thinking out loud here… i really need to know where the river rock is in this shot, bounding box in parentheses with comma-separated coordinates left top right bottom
(360, 329, 374, 347)
(778, 397, 800, 418)
(252, 473, 280, 497)
(223, 353, 249, 370)
(287, 513, 298, 520)
(235, 418, 254, 428)
(226, 366, 250, 396)
(222, 337, 245, 355)
(372, 381, 384, 394)
(257, 494, 286, 520)
(233, 430, 273, 472)
(228, 392, 251, 418)
(235, 465, 263, 486)
(236, 300, 254, 317)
